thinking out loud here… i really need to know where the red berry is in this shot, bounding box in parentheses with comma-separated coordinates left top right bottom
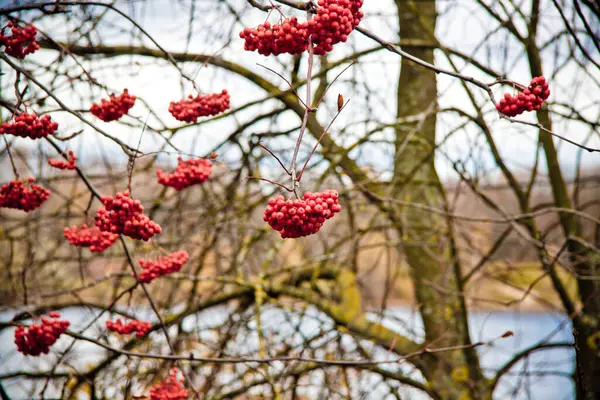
(95, 191, 162, 241)
(64, 223, 119, 252)
(169, 90, 230, 123)
(90, 89, 136, 122)
(48, 150, 77, 170)
(496, 76, 550, 117)
(263, 190, 341, 238)
(0, 113, 58, 139)
(106, 318, 152, 338)
(137, 250, 189, 283)
(0, 179, 50, 212)
(148, 368, 188, 400)
(240, 0, 363, 56)
(0, 22, 40, 59)
(157, 157, 212, 191)
(14, 312, 69, 356)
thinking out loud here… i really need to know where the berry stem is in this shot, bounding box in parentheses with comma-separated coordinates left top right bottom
(298, 98, 350, 181)
(2, 134, 19, 178)
(289, 5, 316, 197)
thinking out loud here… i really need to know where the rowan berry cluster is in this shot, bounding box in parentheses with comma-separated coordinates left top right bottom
(240, 18, 309, 56)
(14, 312, 70, 356)
(138, 250, 189, 283)
(149, 368, 188, 400)
(95, 191, 162, 241)
(264, 190, 342, 238)
(309, 0, 364, 55)
(0, 22, 40, 59)
(106, 318, 152, 338)
(496, 76, 551, 117)
(239, 0, 363, 56)
(90, 89, 136, 122)
(64, 223, 119, 252)
(0, 178, 50, 212)
(156, 157, 212, 191)
(48, 150, 77, 170)
(0, 113, 58, 139)
(169, 90, 230, 123)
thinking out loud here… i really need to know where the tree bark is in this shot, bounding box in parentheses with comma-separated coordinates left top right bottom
(392, 1, 488, 398)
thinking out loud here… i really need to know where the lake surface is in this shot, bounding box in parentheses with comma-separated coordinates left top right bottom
(0, 307, 575, 399)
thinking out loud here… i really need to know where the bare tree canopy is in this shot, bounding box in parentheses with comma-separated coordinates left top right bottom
(0, 0, 599, 399)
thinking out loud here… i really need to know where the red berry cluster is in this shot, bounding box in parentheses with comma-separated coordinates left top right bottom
(14, 312, 70, 356)
(0, 22, 40, 59)
(64, 223, 119, 252)
(240, 18, 309, 56)
(138, 250, 189, 283)
(263, 190, 342, 238)
(149, 368, 188, 400)
(106, 318, 152, 338)
(90, 89, 136, 122)
(309, 0, 364, 55)
(496, 76, 551, 117)
(239, 0, 363, 56)
(156, 157, 212, 191)
(168, 90, 230, 123)
(0, 113, 58, 139)
(95, 191, 162, 241)
(48, 150, 77, 170)
(0, 178, 50, 212)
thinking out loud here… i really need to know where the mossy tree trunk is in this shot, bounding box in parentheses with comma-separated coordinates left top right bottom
(391, 1, 489, 398)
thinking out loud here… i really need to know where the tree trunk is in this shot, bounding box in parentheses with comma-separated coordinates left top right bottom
(392, 1, 488, 398)
(524, 1, 600, 397)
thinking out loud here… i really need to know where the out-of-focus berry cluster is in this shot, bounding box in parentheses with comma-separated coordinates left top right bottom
(106, 318, 152, 338)
(0, 113, 58, 139)
(0, 178, 50, 212)
(48, 150, 77, 170)
(149, 368, 189, 400)
(64, 223, 119, 252)
(169, 90, 230, 123)
(14, 312, 70, 356)
(90, 89, 136, 122)
(157, 157, 212, 191)
(0, 22, 40, 59)
(95, 191, 162, 241)
(263, 190, 342, 238)
(138, 250, 189, 283)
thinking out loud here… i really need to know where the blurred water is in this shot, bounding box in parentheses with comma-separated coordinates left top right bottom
(0, 307, 574, 399)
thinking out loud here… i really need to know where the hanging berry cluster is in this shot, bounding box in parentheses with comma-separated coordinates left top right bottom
(138, 250, 189, 283)
(156, 157, 212, 191)
(168, 89, 230, 123)
(106, 318, 152, 338)
(0, 178, 50, 212)
(14, 312, 70, 356)
(148, 368, 189, 400)
(308, 0, 364, 55)
(239, 0, 363, 56)
(64, 223, 119, 252)
(90, 89, 136, 122)
(0, 113, 58, 139)
(240, 18, 309, 56)
(95, 191, 162, 241)
(48, 150, 77, 170)
(0, 22, 40, 59)
(263, 190, 342, 238)
(496, 76, 550, 117)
